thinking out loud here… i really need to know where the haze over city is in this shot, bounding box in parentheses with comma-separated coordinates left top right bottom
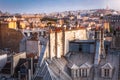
(0, 0, 120, 13)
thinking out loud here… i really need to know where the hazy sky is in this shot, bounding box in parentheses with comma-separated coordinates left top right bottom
(0, 0, 120, 13)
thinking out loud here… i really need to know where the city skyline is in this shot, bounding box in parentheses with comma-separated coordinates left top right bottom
(0, 0, 120, 14)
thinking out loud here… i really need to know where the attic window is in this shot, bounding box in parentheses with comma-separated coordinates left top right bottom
(101, 63, 113, 78)
(104, 69, 109, 77)
(79, 45, 82, 52)
(80, 68, 87, 77)
(70, 63, 92, 78)
(70, 64, 79, 78)
(79, 63, 92, 77)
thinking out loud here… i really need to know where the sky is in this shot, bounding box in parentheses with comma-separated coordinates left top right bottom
(0, 0, 120, 14)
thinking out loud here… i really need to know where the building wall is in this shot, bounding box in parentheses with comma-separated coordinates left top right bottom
(0, 54, 7, 70)
(26, 40, 40, 56)
(0, 21, 17, 30)
(11, 52, 26, 75)
(8, 21, 17, 29)
(49, 29, 87, 59)
(20, 22, 26, 29)
(57, 32, 63, 58)
(0, 25, 23, 52)
(19, 38, 26, 52)
(0, 24, 2, 47)
(49, 32, 56, 58)
(65, 29, 87, 54)
(104, 22, 110, 32)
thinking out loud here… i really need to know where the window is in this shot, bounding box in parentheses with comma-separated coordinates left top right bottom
(80, 68, 88, 77)
(69, 43, 79, 52)
(101, 68, 110, 78)
(79, 63, 91, 77)
(39, 32, 41, 36)
(82, 44, 90, 53)
(79, 45, 82, 52)
(24, 32, 27, 36)
(83, 69, 87, 77)
(71, 64, 79, 78)
(104, 69, 109, 77)
(69, 42, 91, 53)
(71, 69, 77, 78)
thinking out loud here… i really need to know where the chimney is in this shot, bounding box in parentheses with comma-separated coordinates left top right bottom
(28, 69, 31, 80)
(100, 28, 106, 58)
(95, 30, 101, 40)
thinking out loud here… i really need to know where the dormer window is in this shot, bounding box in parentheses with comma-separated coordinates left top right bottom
(79, 63, 92, 77)
(104, 69, 109, 77)
(70, 63, 92, 78)
(79, 68, 87, 77)
(70, 64, 79, 78)
(101, 63, 113, 78)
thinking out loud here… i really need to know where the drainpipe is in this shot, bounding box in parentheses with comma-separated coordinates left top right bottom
(28, 69, 31, 80)
(31, 58, 33, 79)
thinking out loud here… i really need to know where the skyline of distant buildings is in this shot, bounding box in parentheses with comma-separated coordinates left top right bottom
(0, 0, 120, 13)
